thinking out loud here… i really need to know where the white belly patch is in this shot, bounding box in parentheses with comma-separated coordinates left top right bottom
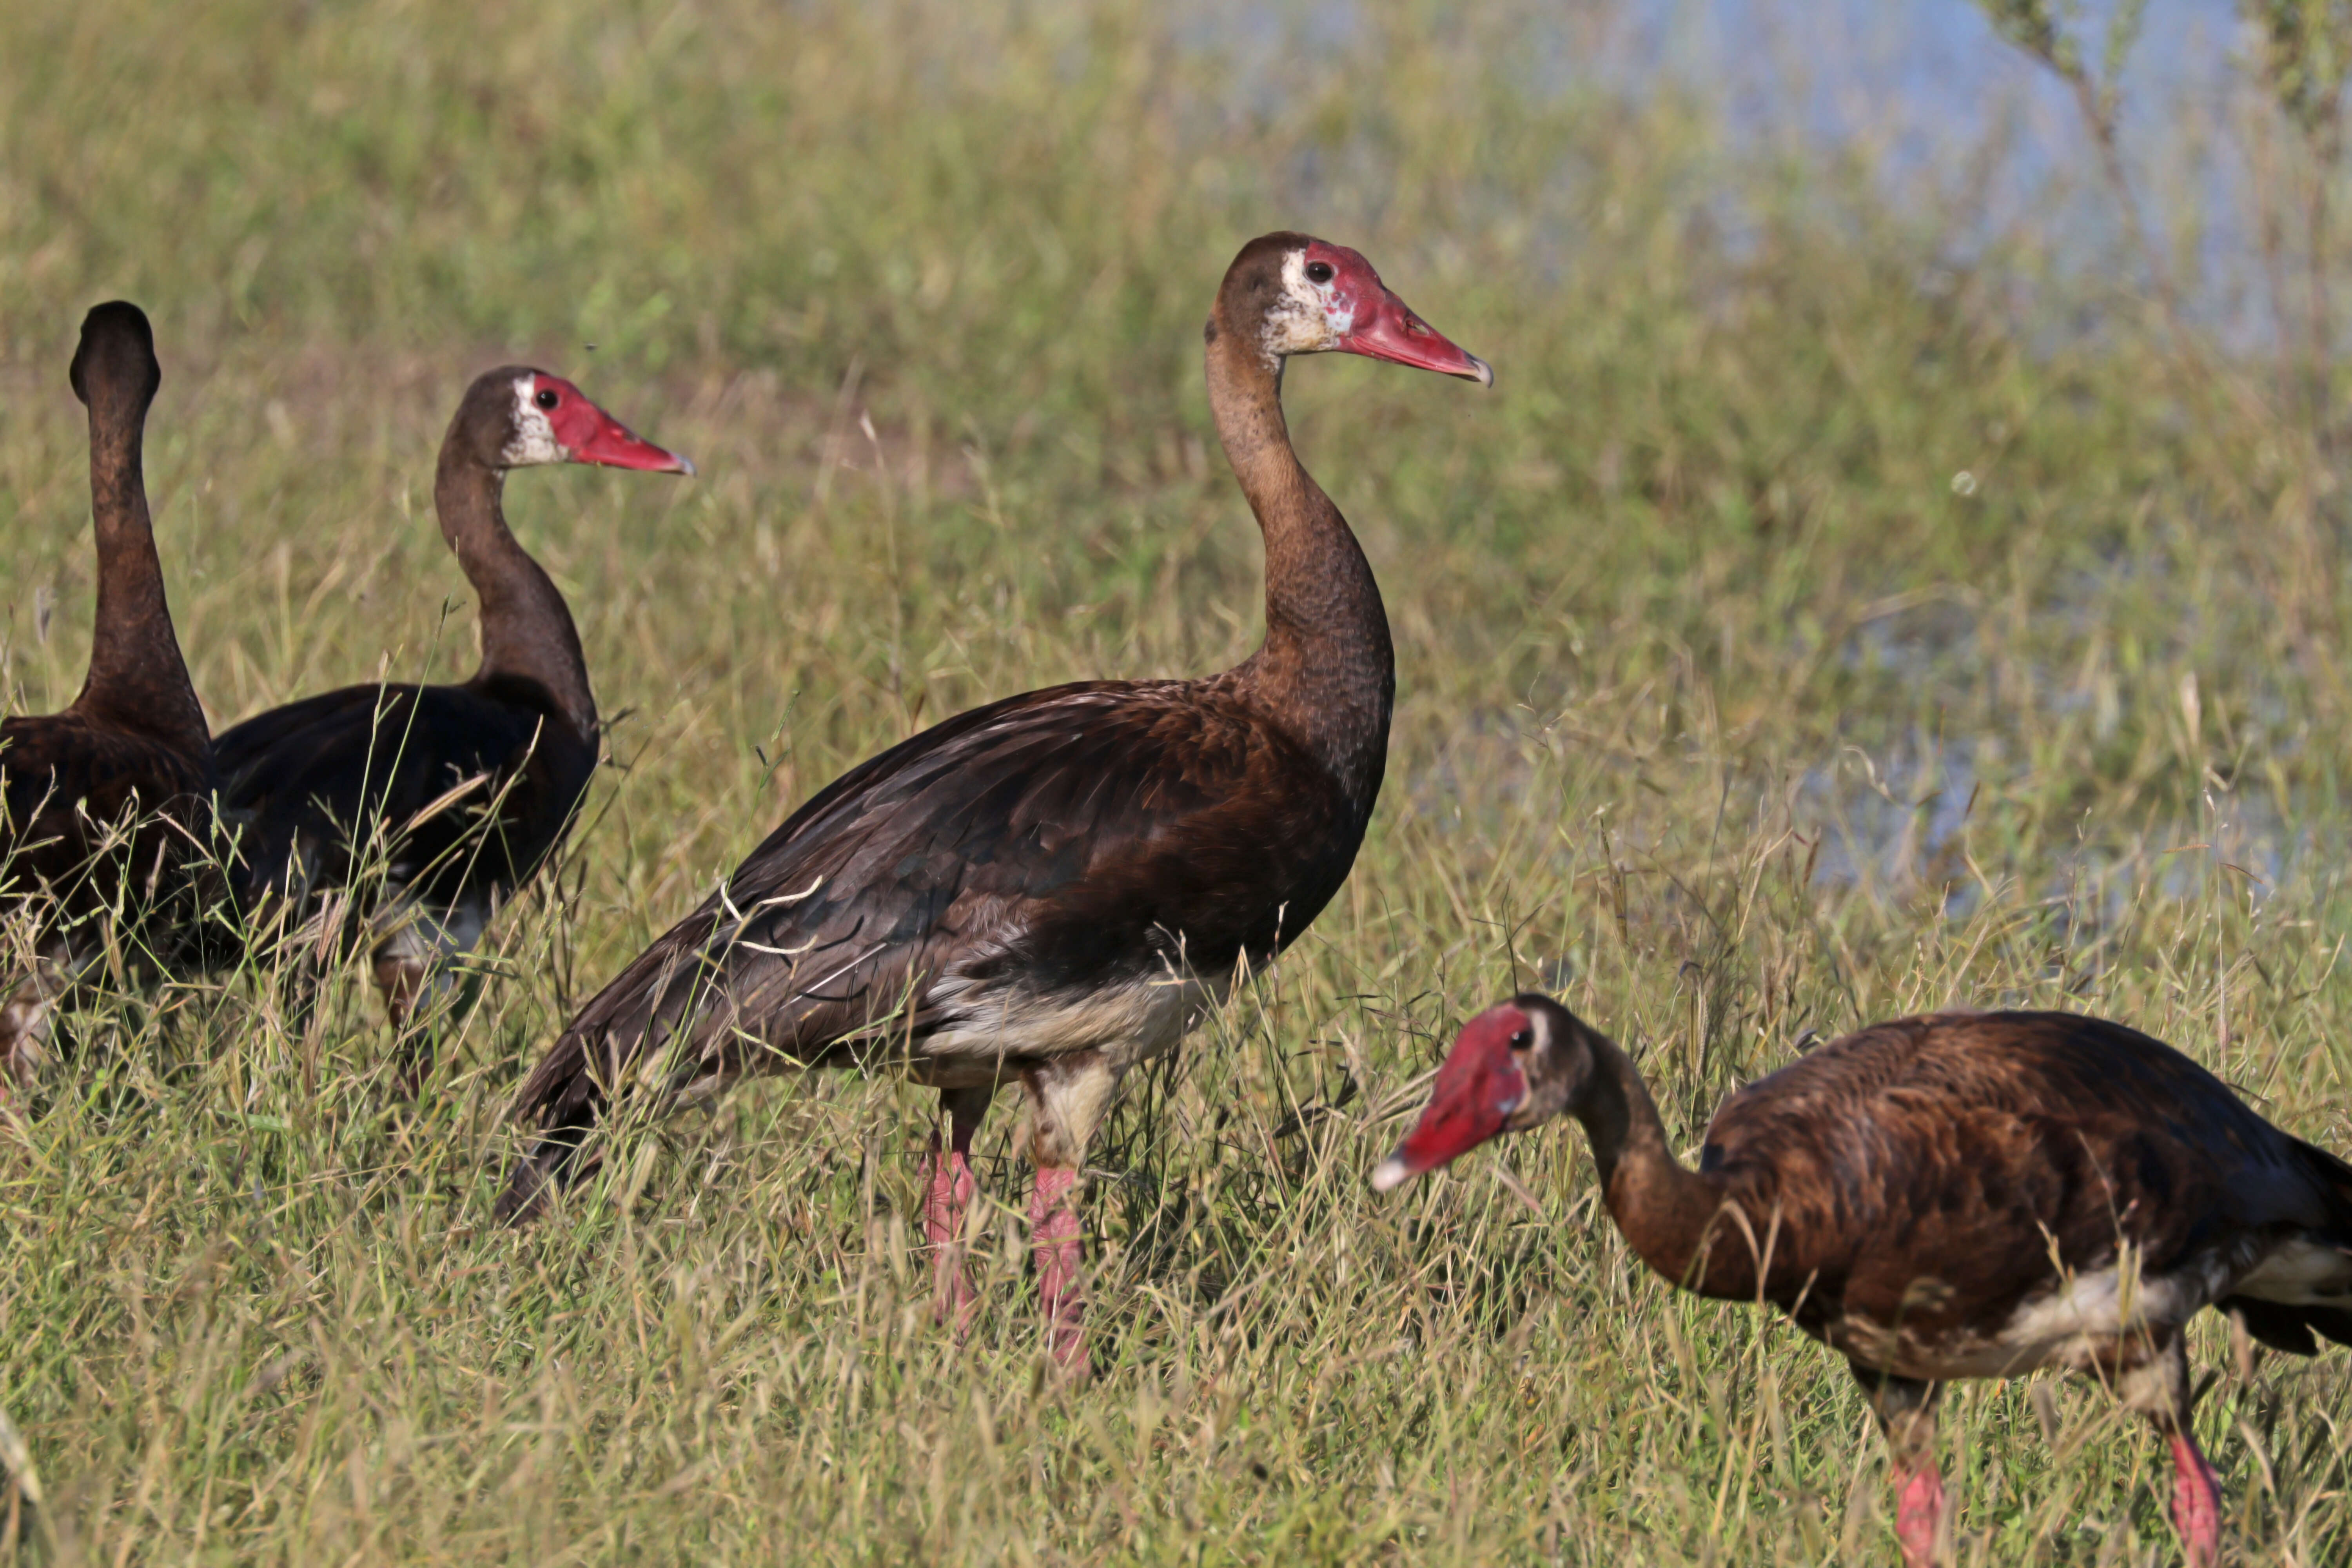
(1840, 1252, 2236, 1382)
(919, 967, 1223, 1077)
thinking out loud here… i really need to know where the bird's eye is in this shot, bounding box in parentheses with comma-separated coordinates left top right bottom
(535, 388, 559, 410)
(1305, 261, 1335, 285)
(1509, 1029, 1533, 1050)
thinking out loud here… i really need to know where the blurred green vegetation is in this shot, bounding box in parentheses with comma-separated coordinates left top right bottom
(2, 0, 2351, 1561)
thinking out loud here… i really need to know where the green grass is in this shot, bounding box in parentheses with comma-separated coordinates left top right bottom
(4, 0, 2352, 1561)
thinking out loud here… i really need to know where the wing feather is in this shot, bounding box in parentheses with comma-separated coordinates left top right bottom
(1700, 1012, 2352, 1351)
(0, 711, 216, 937)
(217, 677, 595, 908)
(509, 677, 1361, 1127)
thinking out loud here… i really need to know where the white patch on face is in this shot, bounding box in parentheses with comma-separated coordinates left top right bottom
(500, 374, 565, 467)
(1495, 1009, 1539, 1125)
(1258, 249, 1356, 367)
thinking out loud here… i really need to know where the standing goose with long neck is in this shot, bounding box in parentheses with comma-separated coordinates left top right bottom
(496, 233, 1491, 1368)
(216, 368, 690, 1082)
(1376, 997, 2352, 1567)
(0, 303, 216, 1105)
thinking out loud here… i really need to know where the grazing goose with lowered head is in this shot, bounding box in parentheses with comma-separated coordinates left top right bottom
(215, 367, 690, 1087)
(496, 232, 1491, 1372)
(1375, 997, 2352, 1566)
(0, 303, 219, 1111)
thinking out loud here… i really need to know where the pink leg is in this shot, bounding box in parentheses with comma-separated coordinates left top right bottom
(922, 1088, 989, 1331)
(1894, 1462, 1944, 1568)
(2169, 1430, 2222, 1567)
(1028, 1164, 1089, 1372)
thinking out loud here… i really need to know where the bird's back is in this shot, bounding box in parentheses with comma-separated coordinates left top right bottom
(0, 708, 215, 930)
(1692, 1011, 2352, 1372)
(218, 675, 595, 909)
(509, 674, 1368, 1127)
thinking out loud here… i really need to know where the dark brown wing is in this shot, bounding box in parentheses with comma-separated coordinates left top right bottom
(0, 710, 216, 939)
(1692, 1012, 2352, 1352)
(500, 677, 1365, 1200)
(216, 675, 596, 913)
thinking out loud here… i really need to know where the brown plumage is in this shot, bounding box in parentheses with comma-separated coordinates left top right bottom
(0, 303, 219, 1106)
(213, 367, 688, 1082)
(1376, 997, 2352, 1566)
(495, 232, 1492, 1369)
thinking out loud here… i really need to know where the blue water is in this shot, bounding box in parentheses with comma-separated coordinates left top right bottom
(1630, 2, 2249, 296)
(1196, 1, 2269, 327)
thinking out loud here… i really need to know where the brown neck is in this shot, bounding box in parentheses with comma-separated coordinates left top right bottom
(1204, 328, 1394, 808)
(72, 383, 209, 756)
(1581, 1035, 1756, 1300)
(435, 450, 595, 736)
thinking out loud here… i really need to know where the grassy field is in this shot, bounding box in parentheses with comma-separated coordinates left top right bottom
(5, 0, 2352, 1561)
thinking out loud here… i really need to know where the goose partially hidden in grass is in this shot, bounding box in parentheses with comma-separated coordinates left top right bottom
(0, 303, 221, 1111)
(215, 367, 691, 1088)
(1373, 996, 2352, 1567)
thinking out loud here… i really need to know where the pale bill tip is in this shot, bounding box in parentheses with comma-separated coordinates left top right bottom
(1370, 1155, 1413, 1193)
(1467, 354, 1495, 388)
